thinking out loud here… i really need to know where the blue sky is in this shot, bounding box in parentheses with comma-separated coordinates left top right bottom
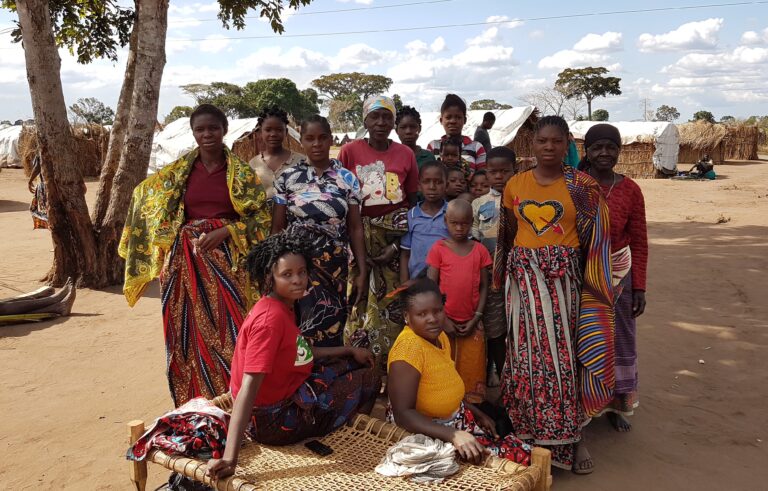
(2, 0, 768, 122)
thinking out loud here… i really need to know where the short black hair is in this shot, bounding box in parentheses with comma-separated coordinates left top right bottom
(300, 114, 332, 136)
(446, 166, 465, 178)
(258, 106, 289, 127)
(469, 169, 487, 183)
(419, 160, 447, 179)
(483, 111, 496, 122)
(190, 104, 228, 132)
(534, 115, 569, 139)
(396, 105, 421, 127)
(440, 93, 467, 116)
(441, 136, 463, 153)
(487, 146, 517, 164)
(246, 230, 313, 296)
(402, 277, 444, 311)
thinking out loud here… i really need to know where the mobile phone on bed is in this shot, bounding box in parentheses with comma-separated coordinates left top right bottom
(305, 440, 333, 456)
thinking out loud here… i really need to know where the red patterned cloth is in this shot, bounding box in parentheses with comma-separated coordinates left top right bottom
(602, 178, 648, 291)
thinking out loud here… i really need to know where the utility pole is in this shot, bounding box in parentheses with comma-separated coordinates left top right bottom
(640, 97, 653, 121)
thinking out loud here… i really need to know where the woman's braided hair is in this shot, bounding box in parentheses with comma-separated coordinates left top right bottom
(534, 115, 570, 138)
(257, 105, 290, 128)
(246, 230, 313, 295)
(396, 105, 422, 127)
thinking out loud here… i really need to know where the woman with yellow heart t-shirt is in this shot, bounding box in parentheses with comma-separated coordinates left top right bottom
(493, 116, 615, 476)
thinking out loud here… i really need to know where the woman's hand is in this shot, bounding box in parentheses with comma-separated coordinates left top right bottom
(206, 457, 237, 479)
(371, 244, 397, 266)
(632, 290, 646, 318)
(470, 408, 499, 439)
(196, 227, 230, 253)
(351, 272, 368, 307)
(349, 347, 375, 367)
(451, 430, 487, 465)
(28, 180, 36, 194)
(443, 318, 458, 337)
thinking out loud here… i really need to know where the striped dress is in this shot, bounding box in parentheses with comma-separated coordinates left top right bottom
(493, 167, 614, 469)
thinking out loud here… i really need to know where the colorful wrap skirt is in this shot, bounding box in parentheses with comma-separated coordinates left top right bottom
(30, 180, 48, 229)
(246, 358, 381, 445)
(160, 219, 251, 407)
(502, 245, 588, 470)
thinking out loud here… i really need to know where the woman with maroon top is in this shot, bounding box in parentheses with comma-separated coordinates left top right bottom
(578, 124, 648, 432)
(120, 104, 271, 407)
(338, 95, 419, 368)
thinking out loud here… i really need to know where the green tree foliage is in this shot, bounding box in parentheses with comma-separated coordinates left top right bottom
(592, 109, 609, 121)
(68, 97, 115, 124)
(470, 99, 512, 110)
(692, 110, 716, 124)
(217, 0, 312, 32)
(0, 120, 10, 125)
(164, 106, 194, 124)
(180, 78, 319, 121)
(2, 0, 133, 63)
(655, 104, 680, 122)
(720, 115, 736, 123)
(311, 72, 393, 130)
(393, 94, 403, 113)
(555, 67, 621, 120)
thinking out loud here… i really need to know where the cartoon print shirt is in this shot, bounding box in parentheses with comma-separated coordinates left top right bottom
(229, 296, 314, 407)
(502, 171, 580, 249)
(339, 139, 418, 218)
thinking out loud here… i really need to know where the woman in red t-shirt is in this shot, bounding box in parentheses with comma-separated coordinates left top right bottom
(339, 95, 419, 368)
(205, 231, 381, 480)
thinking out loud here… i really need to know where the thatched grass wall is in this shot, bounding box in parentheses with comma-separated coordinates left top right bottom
(20, 124, 109, 178)
(758, 129, 767, 154)
(503, 111, 539, 173)
(677, 122, 726, 165)
(574, 139, 659, 179)
(723, 124, 759, 160)
(231, 128, 304, 164)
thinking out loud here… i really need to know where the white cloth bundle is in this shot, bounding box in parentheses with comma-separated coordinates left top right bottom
(375, 434, 459, 483)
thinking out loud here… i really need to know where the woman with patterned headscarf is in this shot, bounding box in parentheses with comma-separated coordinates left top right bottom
(339, 95, 419, 369)
(119, 104, 271, 407)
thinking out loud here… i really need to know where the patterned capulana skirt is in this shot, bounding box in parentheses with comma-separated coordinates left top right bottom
(161, 219, 250, 407)
(502, 245, 588, 470)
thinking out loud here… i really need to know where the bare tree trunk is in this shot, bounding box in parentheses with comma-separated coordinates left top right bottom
(94, 0, 168, 286)
(16, 0, 98, 287)
(587, 98, 593, 121)
(92, 16, 139, 227)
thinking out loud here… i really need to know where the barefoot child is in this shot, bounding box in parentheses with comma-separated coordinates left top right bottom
(206, 232, 380, 479)
(400, 161, 449, 282)
(426, 200, 492, 403)
(471, 147, 516, 383)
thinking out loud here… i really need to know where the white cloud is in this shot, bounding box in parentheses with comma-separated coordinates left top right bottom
(529, 30, 545, 40)
(467, 27, 500, 47)
(538, 50, 610, 70)
(405, 40, 429, 57)
(168, 2, 217, 16)
(637, 18, 723, 53)
(573, 32, 623, 53)
(430, 37, 446, 53)
(331, 43, 395, 70)
(336, 0, 373, 4)
(741, 28, 768, 45)
(199, 35, 232, 54)
(485, 15, 524, 29)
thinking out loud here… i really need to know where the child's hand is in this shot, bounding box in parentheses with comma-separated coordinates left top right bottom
(443, 318, 458, 337)
(372, 244, 398, 265)
(206, 457, 237, 479)
(349, 347, 375, 367)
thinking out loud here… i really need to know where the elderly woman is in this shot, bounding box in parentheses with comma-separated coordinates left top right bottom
(578, 124, 648, 432)
(119, 104, 271, 407)
(339, 95, 419, 367)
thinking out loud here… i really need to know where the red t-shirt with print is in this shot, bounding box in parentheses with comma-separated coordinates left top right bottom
(229, 296, 314, 407)
(339, 139, 418, 218)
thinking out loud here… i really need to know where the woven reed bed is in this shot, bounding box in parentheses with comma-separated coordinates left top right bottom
(129, 394, 551, 491)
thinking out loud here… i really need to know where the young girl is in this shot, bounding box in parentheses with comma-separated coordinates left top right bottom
(469, 170, 490, 200)
(248, 106, 305, 203)
(396, 105, 436, 171)
(445, 167, 468, 201)
(426, 199, 492, 404)
(206, 232, 380, 479)
(494, 116, 614, 474)
(439, 136, 472, 180)
(387, 277, 530, 465)
(427, 94, 487, 171)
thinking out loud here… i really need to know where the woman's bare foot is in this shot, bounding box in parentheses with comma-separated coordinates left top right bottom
(607, 412, 632, 432)
(572, 443, 594, 475)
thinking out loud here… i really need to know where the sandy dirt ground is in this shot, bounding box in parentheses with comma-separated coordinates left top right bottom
(1, 161, 767, 490)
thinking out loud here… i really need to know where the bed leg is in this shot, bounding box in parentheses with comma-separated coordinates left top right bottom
(128, 420, 148, 491)
(531, 447, 552, 491)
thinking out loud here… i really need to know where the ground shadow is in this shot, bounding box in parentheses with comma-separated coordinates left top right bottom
(722, 159, 767, 166)
(99, 279, 161, 300)
(0, 199, 30, 213)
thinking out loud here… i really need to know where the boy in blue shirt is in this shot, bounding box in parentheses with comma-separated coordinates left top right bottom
(400, 161, 449, 282)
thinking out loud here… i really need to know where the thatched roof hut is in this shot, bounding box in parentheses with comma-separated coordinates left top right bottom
(723, 124, 760, 160)
(19, 124, 110, 178)
(677, 122, 726, 166)
(570, 121, 680, 178)
(231, 125, 303, 164)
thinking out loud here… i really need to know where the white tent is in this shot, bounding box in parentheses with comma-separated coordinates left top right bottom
(569, 121, 679, 174)
(413, 107, 536, 148)
(148, 118, 301, 173)
(0, 125, 23, 168)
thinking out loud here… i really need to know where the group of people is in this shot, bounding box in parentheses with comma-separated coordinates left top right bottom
(119, 92, 648, 479)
